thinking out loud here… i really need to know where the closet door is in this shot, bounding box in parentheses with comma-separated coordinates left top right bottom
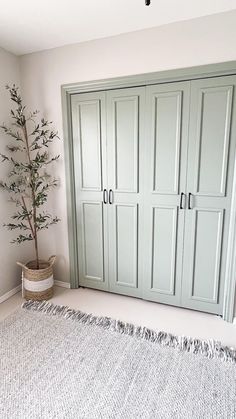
(143, 82, 190, 306)
(106, 87, 145, 297)
(181, 76, 236, 314)
(71, 92, 109, 290)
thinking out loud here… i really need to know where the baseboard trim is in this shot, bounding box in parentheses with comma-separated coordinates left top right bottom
(0, 280, 70, 304)
(0, 284, 22, 304)
(54, 280, 71, 289)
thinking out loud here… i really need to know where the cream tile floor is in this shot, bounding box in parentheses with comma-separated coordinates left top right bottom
(1, 286, 236, 348)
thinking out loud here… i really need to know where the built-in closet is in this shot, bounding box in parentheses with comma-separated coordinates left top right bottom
(71, 75, 236, 315)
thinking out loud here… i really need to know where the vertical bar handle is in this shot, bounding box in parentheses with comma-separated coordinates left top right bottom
(109, 189, 113, 204)
(188, 193, 193, 210)
(103, 189, 108, 204)
(180, 192, 185, 210)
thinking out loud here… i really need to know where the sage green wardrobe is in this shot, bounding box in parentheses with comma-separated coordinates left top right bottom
(71, 75, 236, 315)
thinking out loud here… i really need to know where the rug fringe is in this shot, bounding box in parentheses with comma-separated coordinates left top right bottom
(22, 300, 236, 364)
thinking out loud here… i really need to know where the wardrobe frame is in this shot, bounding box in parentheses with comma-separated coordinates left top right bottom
(61, 61, 236, 322)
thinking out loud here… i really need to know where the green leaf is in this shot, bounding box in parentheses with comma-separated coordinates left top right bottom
(0, 153, 10, 162)
(4, 222, 30, 231)
(0, 124, 23, 141)
(7, 145, 24, 153)
(11, 234, 33, 244)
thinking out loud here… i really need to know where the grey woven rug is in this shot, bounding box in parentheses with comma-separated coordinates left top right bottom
(1, 301, 236, 419)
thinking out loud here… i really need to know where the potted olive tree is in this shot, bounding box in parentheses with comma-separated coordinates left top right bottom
(0, 85, 60, 301)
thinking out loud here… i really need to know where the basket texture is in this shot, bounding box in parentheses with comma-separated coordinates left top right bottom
(17, 256, 56, 301)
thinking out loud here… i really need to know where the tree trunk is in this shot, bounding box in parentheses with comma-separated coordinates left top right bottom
(33, 208, 39, 269)
(23, 123, 40, 269)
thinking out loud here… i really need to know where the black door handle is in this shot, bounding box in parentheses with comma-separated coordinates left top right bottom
(103, 189, 108, 204)
(180, 192, 185, 210)
(109, 189, 113, 204)
(188, 192, 193, 210)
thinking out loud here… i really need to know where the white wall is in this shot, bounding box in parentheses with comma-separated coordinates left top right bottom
(0, 47, 34, 298)
(18, 10, 236, 285)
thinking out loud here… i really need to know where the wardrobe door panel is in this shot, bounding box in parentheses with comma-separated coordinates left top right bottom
(153, 91, 182, 194)
(81, 202, 105, 282)
(113, 204, 138, 288)
(78, 99, 103, 190)
(182, 76, 236, 314)
(151, 206, 178, 295)
(188, 208, 224, 303)
(193, 85, 233, 196)
(71, 92, 109, 290)
(143, 82, 190, 306)
(107, 87, 145, 297)
(113, 96, 139, 192)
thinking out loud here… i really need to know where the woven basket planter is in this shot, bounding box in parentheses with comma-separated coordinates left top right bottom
(17, 256, 56, 301)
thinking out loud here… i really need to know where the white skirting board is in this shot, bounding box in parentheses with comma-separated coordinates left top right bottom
(0, 285, 22, 304)
(0, 280, 71, 304)
(54, 280, 71, 289)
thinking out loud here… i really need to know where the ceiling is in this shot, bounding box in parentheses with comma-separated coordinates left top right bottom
(0, 0, 236, 55)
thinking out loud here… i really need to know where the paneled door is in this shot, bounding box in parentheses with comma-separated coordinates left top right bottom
(181, 76, 236, 314)
(70, 76, 236, 317)
(142, 82, 190, 306)
(71, 92, 109, 290)
(106, 87, 146, 297)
